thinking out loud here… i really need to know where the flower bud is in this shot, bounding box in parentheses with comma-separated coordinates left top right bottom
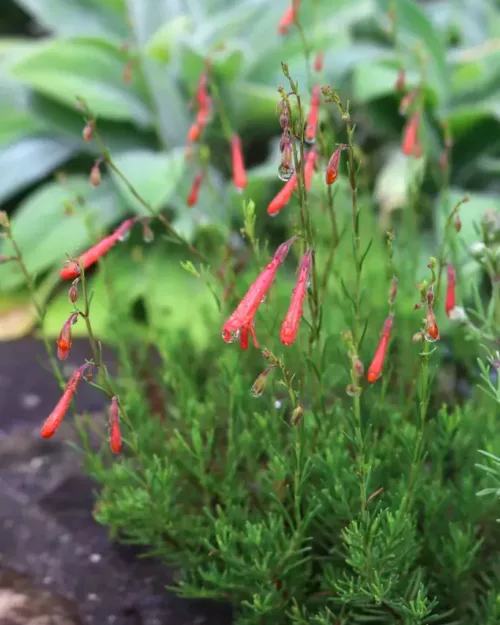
(68, 280, 79, 303)
(89, 163, 101, 187)
(352, 359, 364, 378)
(291, 404, 304, 426)
(82, 121, 94, 143)
(388, 276, 398, 306)
(454, 215, 462, 233)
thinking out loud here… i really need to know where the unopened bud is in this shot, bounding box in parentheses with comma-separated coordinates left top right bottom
(262, 349, 272, 360)
(388, 276, 398, 306)
(82, 121, 94, 142)
(68, 280, 79, 303)
(454, 215, 462, 233)
(412, 332, 424, 343)
(291, 404, 304, 426)
(352, 359, 364, 378)
(0, 211, 9, 229)
(426, 287, 434, 306)
(89, 163, 101, 187)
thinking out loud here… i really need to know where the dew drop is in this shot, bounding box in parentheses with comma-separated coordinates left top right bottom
(118, 230, 130, 242)
(278, 164, 294, 182)
(250, 385, 263, 398)
(222, 329, 240, 344)
(306, 279, 311, 289)
(424, 333, 438, 343)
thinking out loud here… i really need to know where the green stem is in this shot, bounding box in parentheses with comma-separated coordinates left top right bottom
(8, 229, 64, 389)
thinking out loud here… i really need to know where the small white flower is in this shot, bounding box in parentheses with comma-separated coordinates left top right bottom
(449, 306, 468, 323)
(469, 241, 486, 259)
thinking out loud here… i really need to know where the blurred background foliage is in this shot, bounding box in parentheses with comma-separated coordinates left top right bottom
(1, 0, 500, 345)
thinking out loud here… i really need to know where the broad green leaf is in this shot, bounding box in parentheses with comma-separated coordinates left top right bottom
(375, 0, 449, 105)
(0, 110, 44, 145)
(0, 176, 126, 291)
(29, 93, 158, 154)
(12, 0, 128, 38)
(180, 42, 245, 84)
(125, 0, 190, 145)
(145, 15, 192, 63)
(110, 148, 186, 216)
(7, 38, 153, 125)
(247, 0, 374, 81)
(0, 135, 78, 204)
(225, 82, 280, 132)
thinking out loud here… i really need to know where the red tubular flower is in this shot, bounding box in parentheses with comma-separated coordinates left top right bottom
(231, 134, 247, 191)
(402, 112, 420, 156)
(187, 172, 205, 207)
(325, 145, 348, 185)
(57, 312, 78, 361)
(280, 248, 313, 346)
(40, 364, 90, 438)
(60, 218, 135, 280)
(109, 396, 121, 454)
(445, 263, 456, 317)
(222, 235, 298, 344)
(187, 123, 201, 143)
(267, 172, 297, 216)
(304, 148, 318, 191)
(305, 86, 320, 144)
(313, 51, 324, 73)
(239, 322, 259, 350)
(277, 4, 296, 35)
(367, 313, 394, 383)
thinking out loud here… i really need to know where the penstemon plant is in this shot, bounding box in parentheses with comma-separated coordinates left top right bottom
(4, 1, 500, 624)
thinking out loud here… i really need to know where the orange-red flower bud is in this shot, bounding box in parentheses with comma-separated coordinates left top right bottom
(367, 314, 394, 383)
(231, 134, 247, 192)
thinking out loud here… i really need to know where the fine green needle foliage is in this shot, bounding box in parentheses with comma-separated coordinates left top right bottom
(2, 0, 500, 624)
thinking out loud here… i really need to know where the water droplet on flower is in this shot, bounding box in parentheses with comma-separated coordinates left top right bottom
(278, 164, 294, 181)
(221, 329, 240, 344)
(424, 333, 438, 343)
(118, 230, 130, 242)
(306, 279, 311, 289)
(250, 385, 264, 398)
